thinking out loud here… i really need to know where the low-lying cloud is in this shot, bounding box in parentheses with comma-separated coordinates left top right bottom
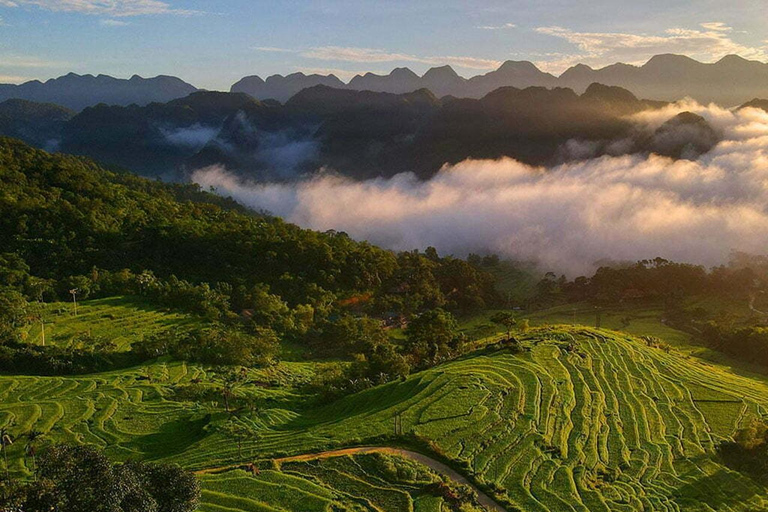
(160, 124, 219, 149)
(193, 101, 768, 276)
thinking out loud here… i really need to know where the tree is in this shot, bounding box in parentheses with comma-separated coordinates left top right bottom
(16, 444, 200, 512)
(25, 429, 44, 480)
(0, 427, 13, 485)
(0, 287, 28, 341)
(404, 309, 465, 366)
(490, 312, 517, 341)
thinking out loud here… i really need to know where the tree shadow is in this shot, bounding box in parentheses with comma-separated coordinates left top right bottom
(283, 376, 432, 429)
(127, 413, 211, 459)
(672, 466, 764, 510)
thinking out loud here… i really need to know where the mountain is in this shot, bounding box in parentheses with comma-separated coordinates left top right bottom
(232, 54, 768, 106)
(740, 98, 768, 112)
(231, 72, 346, 103)
(347, 67, 425, 95)
(0, 99, 74, 149)
(60, 91, 272, 176)
(7, 82, 718, 181)
(559, 54, 768, 106)
(0, 73, 198, 111)
(199, 83, 658, 180)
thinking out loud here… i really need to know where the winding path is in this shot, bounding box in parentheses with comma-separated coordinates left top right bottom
(198, 446, 509, 512)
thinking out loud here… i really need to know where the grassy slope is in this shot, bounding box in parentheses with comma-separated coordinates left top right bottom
(4, 317, 768, 511)
(199, 452, 482, 512)
(21, 296, 201, 351)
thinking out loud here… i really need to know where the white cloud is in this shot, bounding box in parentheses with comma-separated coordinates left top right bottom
(535, 23, 768, 73)
(0, 54, 68, 68)
(192, 102, 768, 276)
(477, 22, 516, 30)
(1, 0, 199, 17)
(252, 46, 294, 53)
(100, 18, 129, 26)
(0, 74, 28, 83)
(301, 46, 500, 70)
(700, 22, 732, 32)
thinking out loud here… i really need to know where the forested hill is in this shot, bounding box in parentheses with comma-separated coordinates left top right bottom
(0, 137, 495, 315)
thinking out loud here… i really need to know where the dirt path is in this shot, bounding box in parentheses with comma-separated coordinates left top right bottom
(198, 446, 508, 512)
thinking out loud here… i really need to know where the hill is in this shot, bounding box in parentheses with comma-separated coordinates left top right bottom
(3, 83, 691, 180)
(0, 73, 198, 111)
(231, 54, 768, 106)
(3, 326, 768, 510)
(0, 99, 74, 149)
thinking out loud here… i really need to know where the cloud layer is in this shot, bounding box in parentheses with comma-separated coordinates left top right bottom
(0, 0, 198, 17)
(193, 102, 768, 276)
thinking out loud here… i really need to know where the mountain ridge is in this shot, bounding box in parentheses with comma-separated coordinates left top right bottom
(231, 53, 768, 105)
(0, 72, 198, 111)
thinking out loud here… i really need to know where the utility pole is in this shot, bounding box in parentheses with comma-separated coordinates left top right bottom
(40, 320, 45, 347)
(69, 288, 78, 317)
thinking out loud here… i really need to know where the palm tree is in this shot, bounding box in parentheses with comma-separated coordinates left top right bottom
(0, 427, 13, 484)
(25, 430, 44, 480)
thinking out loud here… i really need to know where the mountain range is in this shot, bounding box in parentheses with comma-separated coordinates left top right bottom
(1, 82, 739, 181)
(232, 54, 768, 106)
(0, 73, 198, 111)
(1, 54, 765, 112)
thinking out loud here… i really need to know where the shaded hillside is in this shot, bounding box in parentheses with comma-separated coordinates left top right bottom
(59, 91, 273, 176)
(3, 84, 725, 181)
(0, 99, 74, 149)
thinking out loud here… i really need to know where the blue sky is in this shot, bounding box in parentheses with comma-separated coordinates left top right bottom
(1, 0, 766, 90)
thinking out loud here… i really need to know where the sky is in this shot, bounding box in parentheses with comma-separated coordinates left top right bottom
(0, 0, 766, 90)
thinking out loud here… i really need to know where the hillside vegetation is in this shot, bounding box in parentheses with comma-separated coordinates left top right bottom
(2, 325, 768, 510)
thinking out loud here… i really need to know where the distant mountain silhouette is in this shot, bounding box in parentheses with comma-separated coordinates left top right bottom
(558, 54, 768, 106)
(231, 54, 768, 106)
(0, 73, 197, 111)
(231, 72, 346, 103)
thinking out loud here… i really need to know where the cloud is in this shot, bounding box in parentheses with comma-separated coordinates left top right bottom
(301, 46, 500, 70)
(192, 102, 768, 276)
(100, 18, 129, 26)
(535, 23, 768, 73)
(159, 124, 219, 149)
(0, 0, 200, 17)
(0, 74, 28, 83)
(477, 22, 516, 30)
(252, 46, 295, 53)
(0, 54, 68, 68)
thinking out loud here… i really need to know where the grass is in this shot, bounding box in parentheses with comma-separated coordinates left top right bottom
(198, 452, 483, 512)
(21, 296, 201, 351)
(7, 298, 768, 510)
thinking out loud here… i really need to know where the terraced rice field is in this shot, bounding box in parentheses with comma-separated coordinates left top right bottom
(21, 296, 200, 351)
(3, 326, 768, 511)
(199, 452, 485, 512)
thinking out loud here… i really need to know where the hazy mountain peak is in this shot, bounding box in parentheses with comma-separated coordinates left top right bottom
(497, 60, 542, 74)
(422, 65, 460, 80)
(390, 67, 419, 78)
(643, 53, 699, 68)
